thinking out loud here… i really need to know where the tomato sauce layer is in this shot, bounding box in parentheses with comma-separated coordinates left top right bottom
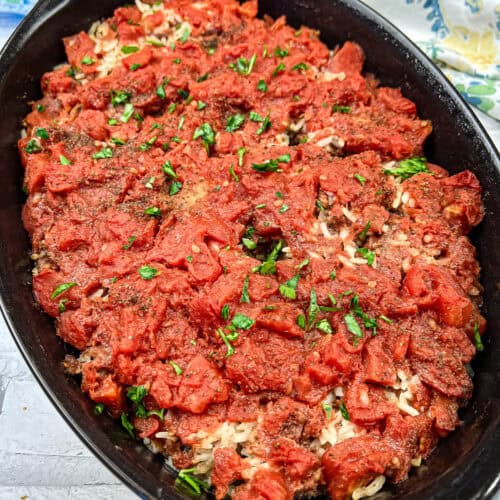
(20, 1, 485, 499)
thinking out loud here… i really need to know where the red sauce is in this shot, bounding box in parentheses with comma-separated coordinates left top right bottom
(19, 1, 485, 498)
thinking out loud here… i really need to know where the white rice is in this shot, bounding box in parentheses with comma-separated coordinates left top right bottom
(89, 3, 189, 78)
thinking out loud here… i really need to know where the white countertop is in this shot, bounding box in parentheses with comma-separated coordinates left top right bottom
(0, 329, 137, 500)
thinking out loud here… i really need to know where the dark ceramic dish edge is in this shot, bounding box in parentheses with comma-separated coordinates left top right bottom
(0, 0, 499, 499)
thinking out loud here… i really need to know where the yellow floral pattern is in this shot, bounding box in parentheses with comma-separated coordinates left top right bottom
(363, 0, 500, 120)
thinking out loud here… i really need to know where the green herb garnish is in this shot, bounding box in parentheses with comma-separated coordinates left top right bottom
(384, 157, 430, 180)
(139, 265, 158, 280)
(92, 147, 113, 160)
(240, 275, 250, 303)
(257, 80, 268, 92)
(169, 360, 183, 375)
(50, 282, 77, 300)
(169, 181, 183, 196)
(332, 104, 351, 113)
(120, 412, 135, 438)
(193, 123, 216, 154)
(252, 154, 290, 173)
(474, 322, 484, 352)
(121, 45, 139, 54)
(226, 114, 245, 132)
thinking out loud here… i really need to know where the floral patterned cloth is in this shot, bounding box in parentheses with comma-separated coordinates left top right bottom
(363, 0, 500, 124)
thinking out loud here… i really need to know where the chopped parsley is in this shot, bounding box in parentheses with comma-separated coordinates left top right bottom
(272, 62, 286, 77)
(50, 282, 77, 300)
(254, 240, 282, 275)
(168, 103, 177, 113)
(380, 315, 392, 324)
(138, 265, 158, 280)
(59, 155, 72, 165)
(344, 313, 364, 345)
(231, 313, 255, 330)
(256, 115, 272, 135)
(175, 468, 209, 497)
(197, 100, 207, 110)
(162, 160, 177, 178)
(144, 206, 161, 217)
(354, 173, 366, 185)
(25, 140, 41, 154)
(127, 385, 147, 405)
(126, 385, 164, 420)
(92, 147, 113, 160)
(350, 295, 377, 333)
(279, 274, 300, 300)
(121, 45, 139, 54)
(358, 221, 371, 241)
(252, 154, 290, 173)
(384, 157, 430, 180)
(36, 128, 49, 140)
(257, 79, 268, 92)
(111, 137, 126, 146)
(229, 54, 257, 76)
(177, 88, 189, 100)
(249, 111, 264, 122)
(173, 57, 181, 64)
(229, 164, 239, 182)
(193, 123, 216, 154)
(197, 73, 209, 82)
(146, 39, 165, 47)
(221, 304, 230, 320)
(296, 314, 306, 330)
(226, 114, 245, 132)
(307, 288, 320, 330)
(274, 46, 289, 58)
(238, 148, 247, 167)
(217, 328, 238, 357)
(120, 103, 135, 123)
(240, 275, 250, 303)
(37, 104, 45, 112)
(332, 104, 351, 113)
(110, 89, 131, 107)
(279, 204, 289, 214)
(474, 322, 484, 352)
(129, 63, 142, 71)
(122, 236, 136, 250)
(156, 78, 169, 99)
(330, 270, 337, 280)
(178, 115, 186, 130)
(169, 181, 183, 196)
(339, 402, 350, 420)
(242, 238, 256, 250)
(94, 403, 104, 415)
(179, 27, 191, 43)
(322, 402, 333, 420)
(120, 412, 135, 438)
(292, 62, 308, 71)
(357, 247, 375, 266)
(316, 318, 333, 334)
(139, 136, 158, 152)
(169, 360, 183, 375)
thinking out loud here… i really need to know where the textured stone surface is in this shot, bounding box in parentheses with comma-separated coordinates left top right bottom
(0, 326, 137, 500)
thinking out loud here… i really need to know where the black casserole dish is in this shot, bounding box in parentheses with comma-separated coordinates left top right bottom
(0, 0, 500, 498)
